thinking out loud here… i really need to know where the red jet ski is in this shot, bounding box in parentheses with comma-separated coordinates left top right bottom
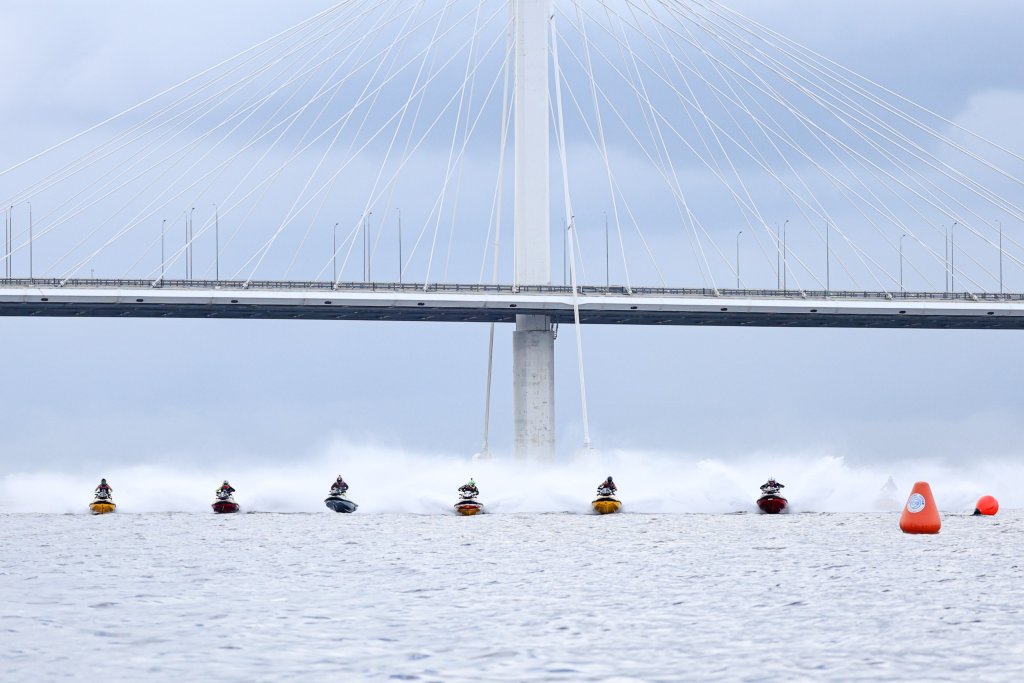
(212, 487, 240, 514)
(756, 479, 788, 514)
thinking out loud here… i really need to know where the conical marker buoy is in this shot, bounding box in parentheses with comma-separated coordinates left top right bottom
(899, 481, 941, 534)
(973, 495, 999, 516)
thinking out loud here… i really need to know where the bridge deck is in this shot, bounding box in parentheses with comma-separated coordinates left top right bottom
(2, 278, 1024, 329)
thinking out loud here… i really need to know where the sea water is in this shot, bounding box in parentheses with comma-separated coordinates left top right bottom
(2, 510, 1022, 681)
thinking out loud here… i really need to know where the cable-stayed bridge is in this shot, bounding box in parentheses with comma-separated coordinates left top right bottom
(3, 279, 1024, 329)
(3, 0, 1024, 459)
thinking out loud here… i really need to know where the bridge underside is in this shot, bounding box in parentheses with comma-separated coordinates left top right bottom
(4, 302, 1024, 329)
(2, 280, 1024, 329)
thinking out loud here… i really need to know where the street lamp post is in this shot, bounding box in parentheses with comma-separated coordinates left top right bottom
(951, 221, 957, 292)
(4, 207, 9, 278)
(776, 223, 781, 289)
(211, 204, 219, 282)
(900, 234, 906, 292)
(161, 219, 166, 280)
(7, 206, 13, 278)
(13, 202, 33, 278)
(825, 219, 830, 294)
(944, 225, 948, 291)
(605, 212, 610, 289)
(366, 211, 373, 282)
(562, 217, 568, 286)
(332, 222, 339, 283)
(997, 219, 1003, 294)
(26, 202, 32, 279)
(397, 209, 402, 284)
(782, 219, 790, 290)
(736, 230, 742, 289)
(188, 207, 196, 280)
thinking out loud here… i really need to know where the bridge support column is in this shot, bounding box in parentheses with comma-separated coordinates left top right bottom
(513, 314, 554, 462)
(512, 0, 553, 461)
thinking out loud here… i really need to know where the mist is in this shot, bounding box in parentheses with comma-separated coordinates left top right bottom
(2, 440, 1014, 514)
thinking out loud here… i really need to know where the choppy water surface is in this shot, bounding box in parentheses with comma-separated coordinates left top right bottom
(2, 511, 1022, 681)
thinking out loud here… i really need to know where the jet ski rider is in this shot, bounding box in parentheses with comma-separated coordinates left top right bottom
(760, 479, 784, 495)
(459, 479, 479, 497)
(598, 476, 617, 493)
(217, 481, 236, 497)
(331, 475, 349, 494)
(95, 479, 112, 498)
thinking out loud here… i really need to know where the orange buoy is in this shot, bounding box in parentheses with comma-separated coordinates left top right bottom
(973, 495, 999, 516)
(899, 481, 941, 534)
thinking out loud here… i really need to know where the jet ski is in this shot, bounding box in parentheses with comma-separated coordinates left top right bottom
(756, 485, 788, 514)
(756, 478, 788, 514)
(324, 487, 358, 513)
(212, 490, 240, 514)
(592, 486, 622, 514)
(874, 476, 901, 511)
(756, 493, 787, 514)
(89, 490, 116, 515)
(454, 489, 483, 516)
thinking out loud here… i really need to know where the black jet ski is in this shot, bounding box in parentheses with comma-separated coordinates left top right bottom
(324, 487, 358, 513)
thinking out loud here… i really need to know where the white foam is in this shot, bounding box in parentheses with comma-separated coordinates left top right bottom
(0, 442, 1016, 513)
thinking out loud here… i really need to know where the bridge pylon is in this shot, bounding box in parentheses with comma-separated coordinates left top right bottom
(512, 0, 554, 462)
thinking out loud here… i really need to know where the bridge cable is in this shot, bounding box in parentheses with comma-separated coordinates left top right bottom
(0, 1, 353, 181)
(621, 0, 763, 288)
(690, 0, 1024, 286)
(684, 1, 1008, 290)
(480, 20, 515, 458)
(12, 2, 366, 273)
(557, 9, 714, 289)
(629, 0, 776, 288)
(605, 1, 890, 292)
(216, 0, 495, 281)
(422, 1, 486, 289)
(552, 13, 593, 450)
(55, 0, 399, 281)
(279, 0, 421, 280)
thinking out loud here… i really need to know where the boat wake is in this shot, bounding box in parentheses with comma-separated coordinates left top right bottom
(0, 446, 1019, 514)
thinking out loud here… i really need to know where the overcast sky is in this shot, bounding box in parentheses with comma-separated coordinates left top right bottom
(1, 0, 1023, 474)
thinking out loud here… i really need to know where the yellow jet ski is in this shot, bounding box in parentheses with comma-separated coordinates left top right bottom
(454, 487, 483, 516)
(592, 486, 621, 514)
(89, 492, 116, 515)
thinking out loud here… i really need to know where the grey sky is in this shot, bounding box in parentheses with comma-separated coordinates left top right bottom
(1, 1, 1023, 473)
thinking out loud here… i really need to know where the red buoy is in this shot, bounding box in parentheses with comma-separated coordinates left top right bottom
(973, 495, 999, 516)
(899, 481, 941, 534)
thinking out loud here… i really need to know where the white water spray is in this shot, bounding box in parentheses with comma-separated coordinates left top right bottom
(0, 442, 1017, 514)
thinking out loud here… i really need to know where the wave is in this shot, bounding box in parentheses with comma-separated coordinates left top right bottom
(0, 444, 1015, 513)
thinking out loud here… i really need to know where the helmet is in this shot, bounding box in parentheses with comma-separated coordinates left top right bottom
(606, 476, 614, 482)
(100, 478, 107, 484)
(468, 478, 476, 486)
(223, 480, 230, 485)
(337, 475, 343, 480)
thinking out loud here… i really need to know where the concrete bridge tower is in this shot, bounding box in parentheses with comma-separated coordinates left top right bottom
(512, 0, 555, 461)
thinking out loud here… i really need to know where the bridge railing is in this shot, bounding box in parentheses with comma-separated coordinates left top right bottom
(1, 277, 1022, 301)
